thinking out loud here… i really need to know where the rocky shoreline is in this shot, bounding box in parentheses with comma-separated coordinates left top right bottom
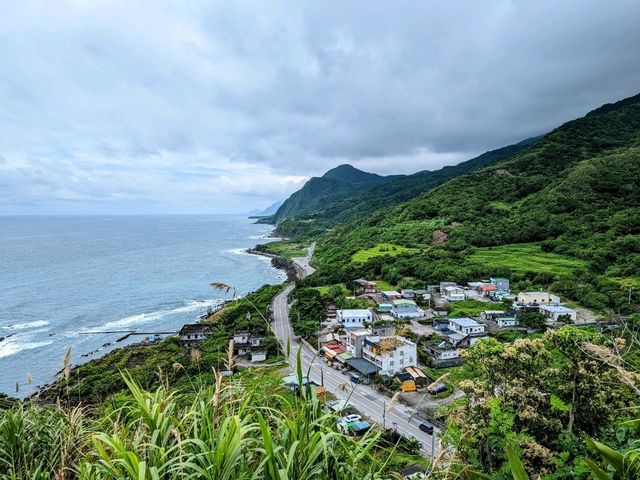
(246, 247, 297, 282)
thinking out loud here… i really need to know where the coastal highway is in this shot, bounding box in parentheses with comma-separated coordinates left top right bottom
(271, 244, 439, 458)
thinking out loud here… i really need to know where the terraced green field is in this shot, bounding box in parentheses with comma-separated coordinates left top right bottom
(351, 243, 420, 263)
(468, 243, 586, 274)
(261, 240, 309, 259)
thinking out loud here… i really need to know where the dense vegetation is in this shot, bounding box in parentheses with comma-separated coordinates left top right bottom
(305, 93, 640, 312)
(2, 367, 427, 479)
(445, 325, 640, 478)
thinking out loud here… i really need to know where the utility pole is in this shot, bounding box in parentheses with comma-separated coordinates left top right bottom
(431, 433, 436, 459)
(382, 401, 386, 429)
(321, 367, 324, 387)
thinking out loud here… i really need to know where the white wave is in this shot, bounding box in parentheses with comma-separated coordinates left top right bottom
(225, 247, 249, 256)
(0, 336, 53, 359)
(96, 299, 224, 331)
(1, 320, 50, 331)
(248, 233, 272, 240)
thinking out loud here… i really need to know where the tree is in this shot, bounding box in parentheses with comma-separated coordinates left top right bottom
(517, 312, 547, 330)
(620, 278, 639, 304)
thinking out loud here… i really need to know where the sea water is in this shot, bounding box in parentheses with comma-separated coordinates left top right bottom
(0, 215, 285, 397)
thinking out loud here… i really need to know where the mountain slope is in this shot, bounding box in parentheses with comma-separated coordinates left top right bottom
(321, 164, 397, 184)
(309, 92, 640, 311)
(270, 165, 398, 223)
(269, 138, 539, 230)
(320, 136, 541, 225)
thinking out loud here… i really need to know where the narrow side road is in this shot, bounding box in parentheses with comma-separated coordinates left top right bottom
(271, 243, 439, 458)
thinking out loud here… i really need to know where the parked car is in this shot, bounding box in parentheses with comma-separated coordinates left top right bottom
(427, 383, 447, 395)
(418, 422, 434, 435)
(342, 414, 362, 423)
(349, 374, 362, 383)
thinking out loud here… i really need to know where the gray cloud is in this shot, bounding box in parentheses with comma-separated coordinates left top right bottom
(0, 0, 639, 213)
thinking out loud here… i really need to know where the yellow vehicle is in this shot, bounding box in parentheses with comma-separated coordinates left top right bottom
(400, 379, 417, 392)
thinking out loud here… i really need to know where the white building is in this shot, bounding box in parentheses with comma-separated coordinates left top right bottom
(480, 310, 518, 328)
(443, 286, 466, 302)
(448, 317, 486, 336)
(539, 305, 577, 324)
(390, 299, 425, 319)
(516, 292, 561, 305)
(345, 329, 371, 357)
(233, 331, 268, 362)
(336, 309, 373, 328)
(497, 317, 519, 328)
(362, 335, 417, 375)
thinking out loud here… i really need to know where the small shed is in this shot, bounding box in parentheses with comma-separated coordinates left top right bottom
(345, 358, 381, 378)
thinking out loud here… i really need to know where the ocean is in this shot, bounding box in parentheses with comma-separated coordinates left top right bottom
(0, 215, 285, 397)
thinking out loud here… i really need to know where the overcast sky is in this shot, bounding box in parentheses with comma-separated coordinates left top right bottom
(1, 1, 639, 214)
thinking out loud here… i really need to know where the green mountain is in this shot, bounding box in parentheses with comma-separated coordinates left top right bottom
(319, 136, 541, 225)
(269, 164, 398, 224)
(269, 138, 539, 234)
(308, 93, 640, 312)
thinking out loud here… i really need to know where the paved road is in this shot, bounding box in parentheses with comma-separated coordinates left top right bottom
(271, 244, 439, 458)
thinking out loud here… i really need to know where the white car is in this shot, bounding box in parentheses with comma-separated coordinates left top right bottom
(342, 414, 362, 423)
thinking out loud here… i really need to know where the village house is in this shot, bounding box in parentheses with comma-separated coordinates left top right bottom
(382, 290, 402, 301)
(390, 299, 425, 319)
(443, 285, 466, 302)
(233, 330, 267, 362)
(361, 335, 417, 375)
(448, 317, 486, 336)
(476, 283, 497, 296)
(490, 277, 510, 292)
(345, 329, 370, 357)
(377, 303, 393, 313)
(433, 317, 451, 331)
(355, 279, 378, 294)
(539, 305, 577, 324)
(515, 291, 561, 305)
(344, 325, 396, 357)
(178, 324, 216, 345)
(489, 290, 516, 302)
(336, 308, 373, 328)
(480, 310, 519, 328)
(320, 340, 346, 357)
(401, 289, 416, 299)
(423, 336, 463, 366)
(372, 324, 396, 336)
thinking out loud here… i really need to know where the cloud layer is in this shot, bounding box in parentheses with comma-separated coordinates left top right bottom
(1, 1, 639, 213)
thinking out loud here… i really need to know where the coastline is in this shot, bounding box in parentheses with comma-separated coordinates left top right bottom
(246, 247, 297, 282)
(12, 222, 286, 403)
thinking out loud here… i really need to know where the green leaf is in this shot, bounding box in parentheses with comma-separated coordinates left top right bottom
(586, 438, 625, 472)
(505, 444, 529, 480)
(584, 459, 613, 480)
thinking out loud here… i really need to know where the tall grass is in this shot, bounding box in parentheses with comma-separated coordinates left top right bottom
(0, 366, 388, 480)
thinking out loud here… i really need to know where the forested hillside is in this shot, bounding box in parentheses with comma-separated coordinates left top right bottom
(308, 93, 640, 311)
(270, 164, 397, 224)
(270, 139, 538, 236)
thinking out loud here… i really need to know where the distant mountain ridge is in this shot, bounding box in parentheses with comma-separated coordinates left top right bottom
(268, 164, 399, 223)
(267, 136, 540, 231)
(249, 199, 284, 217)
